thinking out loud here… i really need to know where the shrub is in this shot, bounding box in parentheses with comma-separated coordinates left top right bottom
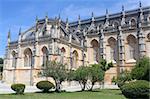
(111, 76, 117, 84)
(121, 80, 150, 98)
(11, 84, 25, 94)
(36, 81, 55, 93)
(116, 70, 132, 88)
(131, 57, 150, 81)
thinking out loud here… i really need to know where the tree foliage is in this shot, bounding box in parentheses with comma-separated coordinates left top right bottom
(121, 80, 150, 98)
(131, 57, 150, 81)
(36, 80, 55, 93)
(72, 66, 89, 91)
(0, 58, 3, 64)
(42, 61, 67, 92)
(11, 84, 25, 94)
(116, 70, 132, 88)
(0, 58, 3, 72)
(88, 64, 104, 91)
(99, 58, 113, 72)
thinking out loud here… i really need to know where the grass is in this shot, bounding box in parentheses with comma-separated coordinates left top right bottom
(0, 89, 126, 99)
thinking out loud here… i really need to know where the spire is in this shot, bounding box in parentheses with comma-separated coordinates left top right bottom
(122, 5, 124, 12)
(45, 12, 48, 18)
(121, 5, 126, 26)
(66, 17, 68, 24)
(122, 5, 125, 15)
(91, 12, 95, 22)
(58, 14, 61, 23)
(19, 27, 21, 35)
(65, 17, 69, 31)
(7, 29, 11, 46)
(78, 15, 81, 24)
(54, 16, 57, 20)
(139, 1, 142, 8)
(77, 15, 81, 32)
(104, 9, 109, 28)
(106, 9, 109, 18)
(45, 12, 48, 22)
(18, 27, 22, 43)
(138, 1, 143, 23)
(58, 14, 61, 27)
(58, 13, 61, 20)
(36, 16, 38, 24)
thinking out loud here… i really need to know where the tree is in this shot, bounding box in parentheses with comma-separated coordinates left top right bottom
(71, 66, 89, 91)
(116, 70, 132, 88)
(99, 58, 113, 88)
(0, 58, 3, 64)
(0, 58, 3, 79)
(42, 61, 67, 92)
(131, 57, 150, 81)
(88, 64, 104, 91)
(99, 58, 113, 72)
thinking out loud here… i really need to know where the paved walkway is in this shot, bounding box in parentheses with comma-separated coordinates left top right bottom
(0, 81, 119, 94)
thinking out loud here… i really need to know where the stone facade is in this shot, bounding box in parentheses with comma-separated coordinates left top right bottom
(3, 5, 150, 85)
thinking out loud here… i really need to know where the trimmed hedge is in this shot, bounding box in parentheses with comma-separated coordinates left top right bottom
(11, 84, 25, 94)
(36, 80, 55, 93)
(121, 80, 150, 98)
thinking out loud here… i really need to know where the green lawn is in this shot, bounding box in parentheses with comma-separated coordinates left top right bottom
(0, 89, 126, 99)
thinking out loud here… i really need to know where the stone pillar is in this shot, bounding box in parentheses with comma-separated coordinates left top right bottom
(118, 26, 125, 73)
(69, 45, 72, 69)
(69, 34, 72, 69)
(137, 4, 146, 58)
(99, 29, 106, 59)
(137, 23, 146, 58)
(81, 39, 85, 66)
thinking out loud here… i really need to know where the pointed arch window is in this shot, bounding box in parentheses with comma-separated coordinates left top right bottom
(127, 35, 137, 60)
(72, 50, 78, 69)
(108, 37, 117, 62)
(12, 51, 17, 67)
(24, 48, 32, 67)
(42, 46, 49, 67)
(130, 19, 136, 26)
(91, 39, 99, 62)
(113, 21, 119, 28)
(60, 47, 66, 64)
(147, 33, 150, 41)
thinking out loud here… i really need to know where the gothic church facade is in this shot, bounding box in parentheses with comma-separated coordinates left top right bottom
(3, 5, 150, 85)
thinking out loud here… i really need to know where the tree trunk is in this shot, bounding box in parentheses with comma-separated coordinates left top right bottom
(82, 82, 86, 91)
(55, 80, 61, 92)
(90, 82, 95, 91)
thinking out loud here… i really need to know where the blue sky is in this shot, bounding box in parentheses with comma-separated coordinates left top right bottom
(0, 0, 150, 57)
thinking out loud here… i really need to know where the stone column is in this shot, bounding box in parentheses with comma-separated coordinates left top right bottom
(137, 5, 146, 58)
(81, 39, 85, 66)
(99, 29, 106, 59)
(137, 23, 146, 58)
(69, 34, 72, 69)
(117, 26, 125, 73)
